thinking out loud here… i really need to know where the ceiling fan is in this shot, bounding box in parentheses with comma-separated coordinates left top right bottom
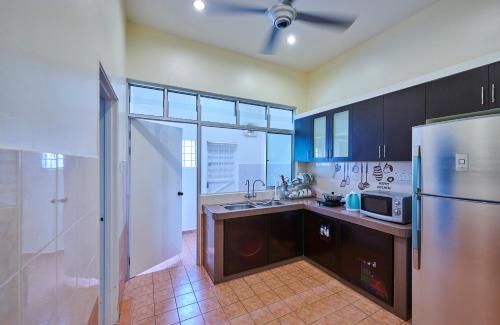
(204, 0, 357, 54)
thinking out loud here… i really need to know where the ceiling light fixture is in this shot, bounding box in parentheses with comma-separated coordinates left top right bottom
(287, 35, 296, 45)
(193, 0, 205, 11)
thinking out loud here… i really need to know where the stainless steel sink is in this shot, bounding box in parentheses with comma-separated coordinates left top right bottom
(223, 203, 256, 211)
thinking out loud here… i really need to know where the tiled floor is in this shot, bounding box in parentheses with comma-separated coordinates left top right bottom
(119, 234, 409, 325)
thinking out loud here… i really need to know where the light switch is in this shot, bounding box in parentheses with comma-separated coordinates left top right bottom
(455, 153, 469, 172)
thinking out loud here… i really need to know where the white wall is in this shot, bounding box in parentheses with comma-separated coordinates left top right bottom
(305, 0, 500, 114)
(0, 0, 127, 324)
(126, 21, 307, 111)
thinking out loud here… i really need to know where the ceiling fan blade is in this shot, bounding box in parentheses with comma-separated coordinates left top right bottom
(261, 27, 280, 55)
(206, 2, 268, 15)
(296, 12, 356, 30)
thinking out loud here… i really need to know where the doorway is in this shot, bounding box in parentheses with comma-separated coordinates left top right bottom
(128, 119, 198, 276)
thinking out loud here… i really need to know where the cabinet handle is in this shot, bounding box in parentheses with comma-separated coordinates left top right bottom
(383, 145, 386, 159)
(378, 145, 381, 159)
(492, 84, 496, 104)
(481, 86, 485, 106)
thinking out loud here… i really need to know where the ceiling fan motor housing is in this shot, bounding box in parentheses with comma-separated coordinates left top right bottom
(267, 3, 297, 29)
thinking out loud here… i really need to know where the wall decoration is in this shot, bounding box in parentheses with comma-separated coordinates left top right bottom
(373, 162, 383, 181)
(383, 162, 393, 174)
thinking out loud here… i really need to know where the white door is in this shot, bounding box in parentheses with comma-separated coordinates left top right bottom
(130, 119, 183, 277)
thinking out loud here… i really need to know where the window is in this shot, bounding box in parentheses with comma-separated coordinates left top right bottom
(129, 85, 164, 116)
(201, 127, 266, 194)
(239, 103, 267, 127)
(269, 107, 293, 130)
(168, 91, 197, 120)
(182, 140, 197, 168)
(41, 153, 64, 169)
(267, 134, 292, 186)
(201, 96, 236, 124)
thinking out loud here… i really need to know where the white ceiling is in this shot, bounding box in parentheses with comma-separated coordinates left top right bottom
(125, 0, 437, 71)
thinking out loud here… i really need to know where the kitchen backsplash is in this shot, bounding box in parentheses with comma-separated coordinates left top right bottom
(297, 161, 412, 198)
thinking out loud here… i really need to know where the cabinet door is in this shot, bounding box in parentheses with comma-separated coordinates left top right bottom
(268, 211, 303, 264)
(331, 108, 350, 161)
(338, 222, 394, 305)
(304, 212, 337, 272)
(294, 116, 313, 162)
(224, 215, 268, 276)
(312, 114, 330, 162)
(489, 62, 500, 108)
(383, 85, 426, 161)
(351, 97, 384, 161)
(426, 66, 489, 119)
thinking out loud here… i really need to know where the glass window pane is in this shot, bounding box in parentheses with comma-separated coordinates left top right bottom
(201, 97, 236, 124)
(333, 111, 349, 158)
(168, 91, 197, 120)
(239, 103, 267, 127)
(269, 108, 293, 130)
(267, 134, 292, 186)
(313, 116, 327, 158)
(129, 85, 164, 116)
(201, 127, 266, 194)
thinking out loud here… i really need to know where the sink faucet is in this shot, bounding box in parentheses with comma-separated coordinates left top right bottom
(252, 179, 266, 198)
(244, 180, 252, 200)
(243, 179, 266, 200)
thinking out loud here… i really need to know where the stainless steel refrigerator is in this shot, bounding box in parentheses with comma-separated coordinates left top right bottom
(412, 114, 500, 324)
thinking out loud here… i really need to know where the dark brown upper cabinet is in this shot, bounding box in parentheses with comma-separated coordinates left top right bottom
(383, 85, 426, 161)
(489, 62, 500, 108)
(351, 97, 384, 161)
(426, 66, 489, 119)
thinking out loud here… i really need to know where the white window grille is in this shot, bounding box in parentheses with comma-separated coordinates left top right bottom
(206, 142, 237, 193)
(41, 153, 64, 169)
(182, 140, 197, 168)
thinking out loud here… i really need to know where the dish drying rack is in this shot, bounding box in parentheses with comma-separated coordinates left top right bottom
(279, 175, 314, 200)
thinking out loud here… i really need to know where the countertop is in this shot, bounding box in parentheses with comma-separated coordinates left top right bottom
(203, 199, 411, 238)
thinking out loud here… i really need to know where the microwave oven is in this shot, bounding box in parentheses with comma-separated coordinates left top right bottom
(360, 191, 412, 224)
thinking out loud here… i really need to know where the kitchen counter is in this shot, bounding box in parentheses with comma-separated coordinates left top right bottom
(203, 198, 411, 238)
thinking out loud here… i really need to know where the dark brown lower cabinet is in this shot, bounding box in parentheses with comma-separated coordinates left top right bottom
(304, 212, 338, 272)
(268, 211, 304, 264)
(338, 222, 394, 305)
(224, 215, 268, 276)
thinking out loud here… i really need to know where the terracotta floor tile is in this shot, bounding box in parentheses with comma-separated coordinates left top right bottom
(279, 312, 305, 325)
(154, 288, 175, 303)
(241, 296, 265, 313)
(181, 314, 205, 325)
(222, 301, 247, 320)
(235, 287, 256, 300)
(217, 291, 239, 306)
(198, 297, 221, 314)
(156, 309, 180, 325)
(334, 305, 368, 324)
(175, 283, 194, 296)
(283, 295, 306, 311)
(132, 316, 156, 325)
(273, 285, 295, 300)
(353, 298, 381, 316)
(178, 303, 202, 322)
(155, 297, 177, 315)
(192, 279, 213, 291)
(250, 282, 271, 295)
(132, 293, 155, 310)
(195, 287, 216, 301)
(288, 282, 308, 294)
(132, 304, 155, 322)
(323, 294, 350, 311)
(295, 305, 322, 324)
(337, 289, 363, 304)
(257, 290, 281, 305)
(369, 310, 403, 325)
(268, 301, 292, 318)
(249, 307, 276, 325)
(243, 274, 262, 285)
(264, 278, 284, 289)
(154, 281, 173, 292)
(230, 313, 255, 325)
(176, 293, 198, 308)
(202, 308, 227, 325)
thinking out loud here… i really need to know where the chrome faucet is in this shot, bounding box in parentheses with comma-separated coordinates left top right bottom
(243, 179, 266, 200)
(252, 179, 266, 198)
(244, 179, 252, 200)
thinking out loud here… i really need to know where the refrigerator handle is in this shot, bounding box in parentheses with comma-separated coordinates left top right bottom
(412, 145, 422, 270)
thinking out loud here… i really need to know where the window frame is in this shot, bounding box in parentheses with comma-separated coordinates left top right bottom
(127, 79, 296, 192)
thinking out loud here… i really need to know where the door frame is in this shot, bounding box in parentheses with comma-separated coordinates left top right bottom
(99, 64, 119, 325)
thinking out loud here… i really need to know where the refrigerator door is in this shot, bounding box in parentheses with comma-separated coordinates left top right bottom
(413, 114, 500, 202)
(412, 195, 500, 325)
